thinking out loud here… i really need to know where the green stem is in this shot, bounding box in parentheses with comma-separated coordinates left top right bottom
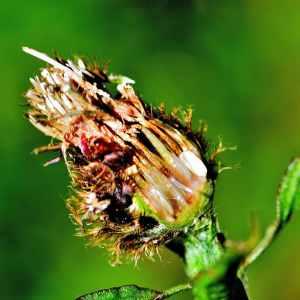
(181, 211, 250, 300)
(183, 213, 223, 278)
(159, 283, 192, 299)
(241, 220, 280, 271)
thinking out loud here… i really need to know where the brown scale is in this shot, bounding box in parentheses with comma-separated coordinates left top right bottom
(144, 103, 208, 156)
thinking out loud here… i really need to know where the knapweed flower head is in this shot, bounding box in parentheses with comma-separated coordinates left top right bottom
(24, 47, 217, 262)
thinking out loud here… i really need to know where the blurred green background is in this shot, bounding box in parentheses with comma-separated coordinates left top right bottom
(1, 1, 300, 299)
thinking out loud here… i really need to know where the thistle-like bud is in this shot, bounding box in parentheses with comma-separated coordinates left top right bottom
(23, 47, 215, 261)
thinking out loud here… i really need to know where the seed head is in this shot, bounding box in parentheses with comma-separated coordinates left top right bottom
(23, 47, 216, 262)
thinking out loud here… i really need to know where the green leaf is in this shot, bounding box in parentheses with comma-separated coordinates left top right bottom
(76, 285, 160, 300)
(277, 158, 300, 224)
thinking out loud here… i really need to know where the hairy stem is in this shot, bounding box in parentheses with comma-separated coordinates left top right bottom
(179, 210, 250, 300)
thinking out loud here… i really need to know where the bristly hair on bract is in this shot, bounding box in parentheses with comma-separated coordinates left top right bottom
(23, 47, 223, 264)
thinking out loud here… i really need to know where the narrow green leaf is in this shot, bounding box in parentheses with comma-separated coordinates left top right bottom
(76, 285, 160, 300)
(277, 158, 300, 224)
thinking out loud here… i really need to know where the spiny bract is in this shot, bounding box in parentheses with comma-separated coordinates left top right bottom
(23, 47, 216, 262)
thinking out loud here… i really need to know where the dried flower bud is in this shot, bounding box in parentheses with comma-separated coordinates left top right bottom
(23, 47, 216, 261)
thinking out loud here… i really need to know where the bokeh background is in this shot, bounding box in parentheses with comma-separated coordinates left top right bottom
(1, 1, 300, 299)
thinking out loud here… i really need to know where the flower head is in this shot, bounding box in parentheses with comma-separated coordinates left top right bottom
(24, 47, 216, 261)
